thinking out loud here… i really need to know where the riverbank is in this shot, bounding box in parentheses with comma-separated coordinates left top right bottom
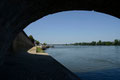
(0, 49, 80, 80)
(28, 46, 48, 55)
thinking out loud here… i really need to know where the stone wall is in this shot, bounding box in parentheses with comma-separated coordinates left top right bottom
(12, 31, 34, 53)
(0, 0, 120, 65)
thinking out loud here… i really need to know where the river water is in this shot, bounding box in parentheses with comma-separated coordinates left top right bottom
(46, 45, 120, 80)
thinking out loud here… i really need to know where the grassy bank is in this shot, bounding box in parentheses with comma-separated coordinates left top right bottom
(36, 47, 45, 53)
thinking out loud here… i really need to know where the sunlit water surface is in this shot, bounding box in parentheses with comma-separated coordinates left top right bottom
(46, 45, 120, 80)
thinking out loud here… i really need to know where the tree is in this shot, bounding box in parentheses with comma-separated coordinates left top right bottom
(105, 41, 113, 45)
(29, 35, 34, 43)
(36, 40, 40, 45)
(97, 40, 102, 45)
(90, 41, 96, 45)
(114, 39, 119, 45)
(43, 43, 47, 45)
(119, 40, 120, 45)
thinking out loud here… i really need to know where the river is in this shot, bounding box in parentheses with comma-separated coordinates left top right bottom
(46, 45, 120, 80)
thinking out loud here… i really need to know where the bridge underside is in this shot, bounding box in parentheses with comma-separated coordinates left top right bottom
(0, 0, 120, 62)
(0, 0, 120, 80)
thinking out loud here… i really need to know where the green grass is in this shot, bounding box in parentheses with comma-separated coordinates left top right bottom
(36, 47, 45, 53)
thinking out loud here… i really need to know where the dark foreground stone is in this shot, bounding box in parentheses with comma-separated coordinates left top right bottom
(0, 52, 80, 80)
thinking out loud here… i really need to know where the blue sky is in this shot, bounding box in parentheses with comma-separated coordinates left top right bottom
(24, 11, 120, 44)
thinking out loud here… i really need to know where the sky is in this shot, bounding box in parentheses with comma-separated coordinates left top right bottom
(24, 11, 120, 44)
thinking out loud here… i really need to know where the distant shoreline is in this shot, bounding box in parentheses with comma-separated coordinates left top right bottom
(50, 39, 120, 46)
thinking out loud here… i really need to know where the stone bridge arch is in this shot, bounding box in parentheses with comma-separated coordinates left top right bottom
(0, 0, 120, 64)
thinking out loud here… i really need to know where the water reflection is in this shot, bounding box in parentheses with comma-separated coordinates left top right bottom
(46, 45, 120, 80)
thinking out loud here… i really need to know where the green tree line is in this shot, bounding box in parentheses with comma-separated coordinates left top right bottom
(28, 35, 47, 46)
(72, 39, 120, 46)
